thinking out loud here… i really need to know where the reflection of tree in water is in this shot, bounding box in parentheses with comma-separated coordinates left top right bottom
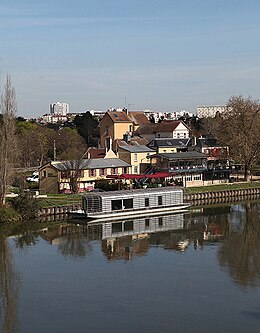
(57, 225, 92, 258)
(0, 236, 19, 333)
(218, 203, 260, 287)
(14, 231, 38, 249)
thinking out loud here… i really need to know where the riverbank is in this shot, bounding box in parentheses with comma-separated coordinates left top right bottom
(3, 181, 260, 222)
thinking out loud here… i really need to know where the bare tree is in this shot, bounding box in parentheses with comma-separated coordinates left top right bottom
(58, 159, 87, 194)
(211, 95, 260, 181)
(0, 75, 17, 205)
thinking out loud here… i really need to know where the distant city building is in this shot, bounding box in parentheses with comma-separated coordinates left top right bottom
(50, 102, 69, 116)
(142, 109, 193, 122)
(42, 114, 68, 124)
(197, 105, 227, 118)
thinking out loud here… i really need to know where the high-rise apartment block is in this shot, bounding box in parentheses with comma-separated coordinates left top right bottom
(197, 105, 227, 118)
(50, 102, 69, 116)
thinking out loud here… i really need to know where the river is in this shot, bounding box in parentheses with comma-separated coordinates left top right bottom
(1, 201, 260, 333)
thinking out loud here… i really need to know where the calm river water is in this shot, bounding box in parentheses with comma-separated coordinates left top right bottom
(1, 201, 260, 333)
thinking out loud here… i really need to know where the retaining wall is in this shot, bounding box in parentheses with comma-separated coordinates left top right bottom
(184, 187, 260, 206)
(39, 204, 81, 217)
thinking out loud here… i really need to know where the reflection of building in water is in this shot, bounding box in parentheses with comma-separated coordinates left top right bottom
(36, 209, 229, 261)
(101, 213, 185, 240)
(39, 223, 101, 244)
(101, 213, 190, 260)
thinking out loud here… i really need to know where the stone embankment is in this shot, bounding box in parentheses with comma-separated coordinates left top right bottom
(184, 187, 260, 206)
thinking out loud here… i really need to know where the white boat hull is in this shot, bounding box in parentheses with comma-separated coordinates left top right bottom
(86, 204, 190, 221)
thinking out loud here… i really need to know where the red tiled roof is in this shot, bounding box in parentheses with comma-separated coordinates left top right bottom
(128, 111, 149, 125)
(87, 148, 106, 159)
(156, 120, 183, 132)
(107, 111, 132, 122)
(134, 123, 158, 135)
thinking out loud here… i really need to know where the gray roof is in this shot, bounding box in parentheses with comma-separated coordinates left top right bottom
(148, 138, 191, 148)
(87, 158, 130, 169)
(83, 186, 182, 198)
(118, 145, 154, 153)
(196, 138, 223, 148)
(51, 158, 130, 171)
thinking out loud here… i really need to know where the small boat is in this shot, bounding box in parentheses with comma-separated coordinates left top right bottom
(72, 187, 190, 221)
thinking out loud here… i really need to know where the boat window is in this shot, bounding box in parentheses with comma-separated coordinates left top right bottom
(111, 199, 122, 211)
(112, 222, 122, 233)
(159, 217, 163, 226)
(86, 196, 101, 212)
(145, 198, 149, 207)
(124, 220, 133, 231)
(123, 198, 133, 209)
(158, 196, 163, 206)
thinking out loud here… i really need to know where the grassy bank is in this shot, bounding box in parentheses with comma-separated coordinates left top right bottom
(40, 194, 81, 207)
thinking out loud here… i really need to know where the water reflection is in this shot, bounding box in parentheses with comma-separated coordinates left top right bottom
(0, 236, 19, 333)
(218, 202, 260, 287)
(32, 224, 92, 259)
(36, 211, 229, 261)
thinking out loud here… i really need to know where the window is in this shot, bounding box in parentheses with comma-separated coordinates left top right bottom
(159, 217, 163, 226)
(145, 218, 150, 229)
(186, 175, 192, 182)
(184, 133, 186, 138)
(78, 170, 84, 178)
(134, 153, 138, 162)
(177, 133, 180, 138)
(124, 220, 133, 231)
(193, 174, 201, 181)
(158, 196, 163, 205)
(61, 172, 67, 179)
(111, 167, 117, 175)
(99, 169, 105, 176)
(105, 126, 109, 135)
(111, 199, 122, 211)
(123, 167, 128, 173)
(123, 198, 133, 209)
(112, 222, 122, 233)
(43, 171, 47, 178)
(134, 166, 138, 174)
(89, 169, 96, 177)
(145, 198, 149, 207)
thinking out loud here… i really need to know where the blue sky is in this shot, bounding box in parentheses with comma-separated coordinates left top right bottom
(1, 0, 260, 117)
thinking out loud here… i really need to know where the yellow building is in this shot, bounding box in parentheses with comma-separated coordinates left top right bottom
(99, 109, 149, 150)
(117, 144, 155, 174)
(39, 157, 131, 194)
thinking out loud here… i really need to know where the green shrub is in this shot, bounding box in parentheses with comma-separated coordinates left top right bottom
(0, 206, 20, 223)
(11, 192, 42, 219)
(94, 179, 127, 191)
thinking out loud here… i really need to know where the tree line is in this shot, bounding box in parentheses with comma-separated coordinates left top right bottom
(0, 75, 100, 205)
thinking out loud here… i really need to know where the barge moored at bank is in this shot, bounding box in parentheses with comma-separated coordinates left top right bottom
(78, 187, 189, 221)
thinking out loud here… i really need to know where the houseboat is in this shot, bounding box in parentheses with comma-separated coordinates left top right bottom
(78, 187, 190, 221)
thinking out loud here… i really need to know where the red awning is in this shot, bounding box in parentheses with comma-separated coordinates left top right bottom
(106, 172, 173, 180)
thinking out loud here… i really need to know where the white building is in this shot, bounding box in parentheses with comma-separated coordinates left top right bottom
(42, 114, 68, 123)
(50, 102, 69, 116)
(197, 105, 227, 118)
